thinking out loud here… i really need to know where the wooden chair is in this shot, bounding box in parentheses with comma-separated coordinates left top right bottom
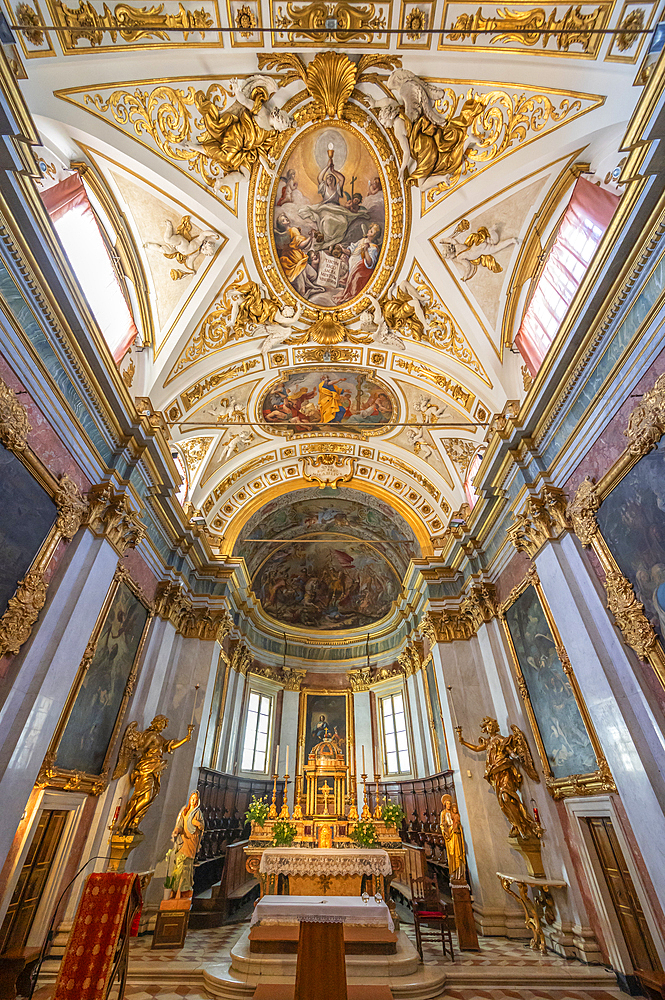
(410, 876, 454, 962)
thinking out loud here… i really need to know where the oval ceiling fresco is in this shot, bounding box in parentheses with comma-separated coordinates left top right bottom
(272, 125, 385, 308)
(234, 489, 419, 632)
(258, 367, 397, 435)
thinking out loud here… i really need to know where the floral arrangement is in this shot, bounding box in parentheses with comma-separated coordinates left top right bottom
(349, 819, 379, 848)
(382, 799, 405, 829)
(245, 795, 269, 827)
(272, 820, 298, 846)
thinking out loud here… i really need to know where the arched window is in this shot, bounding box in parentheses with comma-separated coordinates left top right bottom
(41, 174, 138, 364)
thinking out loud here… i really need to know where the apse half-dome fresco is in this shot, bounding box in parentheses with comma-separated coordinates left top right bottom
(235, 489, 419, 631)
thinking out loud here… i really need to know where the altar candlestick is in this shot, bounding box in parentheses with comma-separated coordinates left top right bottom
(190, 684, 200, 727)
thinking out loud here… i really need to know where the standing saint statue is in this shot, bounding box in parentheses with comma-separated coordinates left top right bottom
(455, 716, 541, 841)
(440, 794, 466, 882)
(113, 715, 194, 835)
(166, 791, 205, 898)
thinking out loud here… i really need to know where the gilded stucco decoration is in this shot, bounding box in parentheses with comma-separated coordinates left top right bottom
(508, 485, 570, 557)
(442, 438, 477, 477)
(566, 475, 600, 545)
(623, 371, 665, 456)
(85, 483, 146, 554)
(0, 374, 31, 451)
(49, 0, 216, 52)
(271, 0, 390, 46)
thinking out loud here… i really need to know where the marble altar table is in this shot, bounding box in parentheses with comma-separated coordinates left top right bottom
(256, 847, 392, 897)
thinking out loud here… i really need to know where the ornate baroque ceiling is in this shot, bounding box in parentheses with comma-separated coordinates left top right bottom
(16, 5, 645, 645)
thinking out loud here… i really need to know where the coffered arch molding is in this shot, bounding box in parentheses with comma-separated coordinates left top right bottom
(218, 476, 434, 557)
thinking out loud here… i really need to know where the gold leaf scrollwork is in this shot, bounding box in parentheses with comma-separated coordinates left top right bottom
(0, 375, 31, 451)
(616, 7, 644, 50)
(447, 4, 605, 52)
(0, 571, 48, 658)
(605, 569, 658, 661)
(54, 474, 89, 539)
(624, 372, 665, 457)
(566, 475, 600, 547)
(53, 0, 212, 48)
(274, 1, 386, 44)
(15, 2, 44, 44)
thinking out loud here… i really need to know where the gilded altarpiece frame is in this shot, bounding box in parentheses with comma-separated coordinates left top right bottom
(500, 570, 614, 799)
(567, 372, 665, 692)
(0, 376, 88, 662)
(37, 566, 153, 795)
(296, 690, 355, 807)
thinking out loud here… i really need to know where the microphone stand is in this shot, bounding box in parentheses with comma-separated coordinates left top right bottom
(26, 854, 110, 1000)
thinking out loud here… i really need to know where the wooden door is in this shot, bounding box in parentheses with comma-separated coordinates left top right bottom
(0, 809, 67, 955)
(585, 816, 661, 972)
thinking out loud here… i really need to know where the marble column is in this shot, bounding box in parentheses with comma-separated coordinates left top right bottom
(535, 533, 665, 913)
(0, 530, 118, 877)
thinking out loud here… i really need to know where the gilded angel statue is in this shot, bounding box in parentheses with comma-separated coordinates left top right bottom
(456, 716, 541, 841)
(113, 715, 194, 835)
(188, 75, 293, 186)
(371, 70, 484, 191)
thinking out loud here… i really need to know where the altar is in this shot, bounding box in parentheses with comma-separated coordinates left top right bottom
(251, 847, 393, 897)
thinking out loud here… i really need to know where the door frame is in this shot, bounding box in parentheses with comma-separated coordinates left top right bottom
(565, 796, 665, 974)
(0, 790, 86, 947)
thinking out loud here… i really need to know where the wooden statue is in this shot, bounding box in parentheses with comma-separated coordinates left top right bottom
(440, 794, 466, 882)
(167, 791, 205, 898)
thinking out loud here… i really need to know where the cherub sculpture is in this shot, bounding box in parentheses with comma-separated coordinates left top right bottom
(143, 217, 220, 277)
(113, 715, 194, 836)
(189, 75, 293, 186)
(259, 303, 304, 357)
(357, 295, 406, 350)
(372, 70, 484, 190)
(456, 716, 541, 841)
(219, 429, 254, 462)
(439, 221, 519, 281)
(381, 281, 428, 341)
(406, 424, 434, 461)
(207, 396, 244, 423)
(414, 394, 448, 423)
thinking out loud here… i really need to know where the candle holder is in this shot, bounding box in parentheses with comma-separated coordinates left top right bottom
(373, 774, 383, 819)
(269, 772, 279, 819)
(279, 774, 290, 819)
(361, 772, 371, 820)
(292, 775, 304, 819)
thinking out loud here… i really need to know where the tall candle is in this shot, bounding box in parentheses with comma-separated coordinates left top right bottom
(275, 744, 280, 773)
(285, 745, 289, 775)
(362, 745, 366, 773)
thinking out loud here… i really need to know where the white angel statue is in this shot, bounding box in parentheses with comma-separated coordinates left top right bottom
(415, 395, 448, 423)
(439, 222, 519, 281)
(357, 295, 406, 350)
(406, 424, 434, 461)
(258, 303, 304, 357)
(207, 396, 244, 423)
(219, 429, 254, 463)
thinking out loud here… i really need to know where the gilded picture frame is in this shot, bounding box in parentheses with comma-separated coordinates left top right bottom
(0, 376, 88, 661)
(296, 689, 355, 803)
(500, 568, 615, 799)
(567, 371, 665, 692)
(36, 565, 153, 795)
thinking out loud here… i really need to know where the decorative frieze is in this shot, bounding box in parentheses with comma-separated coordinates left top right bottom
(86, 483, 146, 554)
(249, 663, 308, 690)
(508, 485, 569, 557)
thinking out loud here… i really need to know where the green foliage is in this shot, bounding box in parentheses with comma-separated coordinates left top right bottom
(272, 820, 298, 846)
(349, 820, 379, 848)
(382, 799, 405, 829)
(245, 795, 269, 827)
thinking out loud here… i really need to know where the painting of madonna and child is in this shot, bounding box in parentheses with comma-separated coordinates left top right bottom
(261, 368, 395, 432)
(273, 126, 385, 307)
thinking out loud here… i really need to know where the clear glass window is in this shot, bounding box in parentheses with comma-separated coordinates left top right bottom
(241, 691, 272, 772)
(381, 692, 411, 774)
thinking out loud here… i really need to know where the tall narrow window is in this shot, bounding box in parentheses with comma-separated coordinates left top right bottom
(241, 691, 272, 772)
(515, 178, 619, 376)
(381, 692, 411, 774)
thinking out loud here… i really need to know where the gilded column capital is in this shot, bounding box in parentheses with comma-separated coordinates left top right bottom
(508, 486, 569, 558)
(605, 569, 658, 660)
(154, 581, 189, 625)
(624, 372, 665, 457)
(0, 375, 31, 452)
(231, 641, 252, 676)
(566, 476, 600, 546)
(86, 483, 146, 554)
(179, 606, 233, 641)
(348, 666, 372, 691)
(282, 666, 307, 691)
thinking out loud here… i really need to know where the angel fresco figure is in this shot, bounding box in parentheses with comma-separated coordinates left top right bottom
(455, 716, 542, 841)
(113, 715, 194, 835)
(188, 75, 293, 186)
(371, 69, 484, 191)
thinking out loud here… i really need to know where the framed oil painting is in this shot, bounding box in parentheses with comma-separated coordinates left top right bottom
(501, 571, 614, 798)
(272, 125, 385, 308)
(39, 567, 153, 794)
(259, 367, 397, 435)
(298, 690, 354, 775)
(0, 444, 56, 620)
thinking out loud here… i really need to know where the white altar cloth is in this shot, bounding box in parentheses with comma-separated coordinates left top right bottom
(250, 894, 395, 931)
(258, 847, 392, 878)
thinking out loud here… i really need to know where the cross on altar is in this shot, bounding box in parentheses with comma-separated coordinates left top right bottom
(320, 780, 333, 815)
